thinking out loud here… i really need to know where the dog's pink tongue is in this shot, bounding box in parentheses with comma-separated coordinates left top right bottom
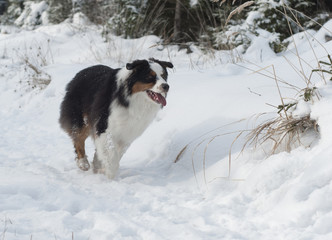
(156, 93, 167, 106)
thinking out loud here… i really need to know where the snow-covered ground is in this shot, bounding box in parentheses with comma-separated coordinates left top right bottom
(1, 20, 332, 240)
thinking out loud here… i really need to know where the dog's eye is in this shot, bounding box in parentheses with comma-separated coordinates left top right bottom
(146, 75, 156, 83)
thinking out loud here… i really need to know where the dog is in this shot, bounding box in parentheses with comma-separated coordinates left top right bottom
(59, 58, 173, 178)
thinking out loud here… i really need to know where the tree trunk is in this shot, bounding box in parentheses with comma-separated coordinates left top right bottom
(173, 0, 181, 42)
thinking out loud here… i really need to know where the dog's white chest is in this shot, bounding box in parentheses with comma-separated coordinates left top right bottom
(107, 92, 160, 146)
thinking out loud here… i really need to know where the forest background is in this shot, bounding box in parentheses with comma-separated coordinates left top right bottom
(0, 0, 331, 54)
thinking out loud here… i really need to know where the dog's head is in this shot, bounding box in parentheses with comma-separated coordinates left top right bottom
(126, 58, 173, 106)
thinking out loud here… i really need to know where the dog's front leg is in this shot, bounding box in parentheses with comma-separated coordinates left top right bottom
(94, 132, 123, 179)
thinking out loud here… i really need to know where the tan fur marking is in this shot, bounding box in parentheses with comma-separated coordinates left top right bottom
(72, 124, 90, 159)
(132, 82, 155, 94)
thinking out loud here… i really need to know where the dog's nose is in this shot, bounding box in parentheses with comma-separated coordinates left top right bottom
(161, 83, 169, 92)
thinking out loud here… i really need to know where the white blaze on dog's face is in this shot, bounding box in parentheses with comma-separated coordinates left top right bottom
(147, 62, 169, 105)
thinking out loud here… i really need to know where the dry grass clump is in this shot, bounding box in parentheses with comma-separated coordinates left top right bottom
(243, 64, 321, 156)
(15, 39, 53, 91)
(21, 55, 51, 90)
(245, 114, 318, 155)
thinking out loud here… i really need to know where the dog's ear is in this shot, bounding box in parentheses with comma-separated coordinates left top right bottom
(126, 60, 149, 70)
(149, 58, 174, 69)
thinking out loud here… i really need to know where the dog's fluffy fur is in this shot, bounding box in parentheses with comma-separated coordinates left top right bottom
(59, 58, 173, 178)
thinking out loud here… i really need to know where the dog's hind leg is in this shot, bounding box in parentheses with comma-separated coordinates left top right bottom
(60, 99, 90, 170)
(72, 125, 90, 171)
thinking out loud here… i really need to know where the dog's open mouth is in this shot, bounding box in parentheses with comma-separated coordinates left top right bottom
(146, 90, 166, 106)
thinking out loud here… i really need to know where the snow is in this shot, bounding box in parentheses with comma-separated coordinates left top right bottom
(1, 20, 332, 240)
(72, 13, 91, 26)
(14, 1, 48, 28)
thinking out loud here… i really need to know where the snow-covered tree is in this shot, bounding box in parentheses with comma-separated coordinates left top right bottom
(212, 0, 330, 53)
(246, 0, 330, 52)
(47, 0, 72, 24)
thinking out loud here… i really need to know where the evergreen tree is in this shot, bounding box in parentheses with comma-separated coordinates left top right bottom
(212, 0, 330, 52)
(108, 0, 145, 38)
(47, 0, 72, 24)
(247, 0, 330, 52)
(0, 0, 23, 24)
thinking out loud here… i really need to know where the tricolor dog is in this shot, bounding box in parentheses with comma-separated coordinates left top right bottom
(59, 58, 173, 178)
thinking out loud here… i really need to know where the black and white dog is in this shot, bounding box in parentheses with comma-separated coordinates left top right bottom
(59, 58, 173, 178)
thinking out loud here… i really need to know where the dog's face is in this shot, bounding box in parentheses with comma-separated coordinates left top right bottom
(126, 58, 173, 106)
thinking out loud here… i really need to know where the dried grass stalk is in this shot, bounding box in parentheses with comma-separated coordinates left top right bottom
(225, 1, 254, 26)
(245, 115, 318, 155)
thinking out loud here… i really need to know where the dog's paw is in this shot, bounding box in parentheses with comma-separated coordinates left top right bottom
(76, 156, 90, 171)
(105, 170, 117, 179)
(104, 163, 119, 179)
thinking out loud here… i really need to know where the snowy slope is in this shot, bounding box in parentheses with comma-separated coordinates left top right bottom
(1, 21, 332, 240)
